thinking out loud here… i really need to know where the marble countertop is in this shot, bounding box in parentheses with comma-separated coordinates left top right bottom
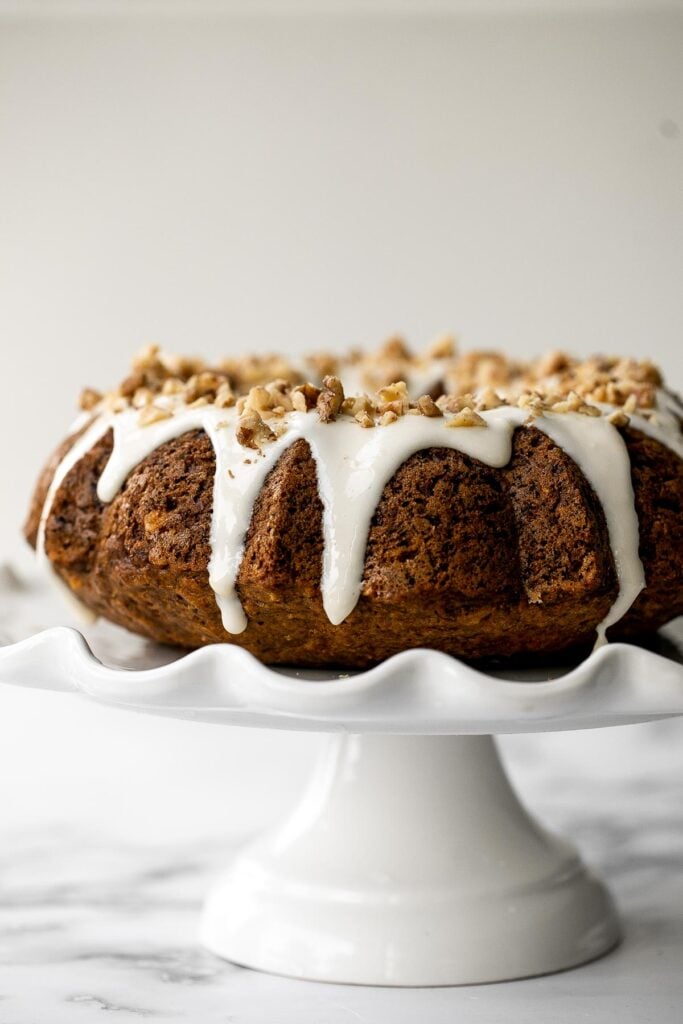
(1, 720, 681, 1024)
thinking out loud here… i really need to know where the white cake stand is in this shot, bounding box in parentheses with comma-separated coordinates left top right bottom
(1, 567, 682, 986)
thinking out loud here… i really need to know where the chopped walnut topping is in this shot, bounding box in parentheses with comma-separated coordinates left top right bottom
(608, 409, 630, 427)
(244, 385, 273, 414)
(132, 343, 162, 373)
(426, 333, 457, 360)
(317, 375, 345, 422)
(379, 400, 404, 418)
(342, 393, 374, 417)
(304, 351, 340, 379)
(118, 371, 146, 398)
(378, 335, 412, 361)
(266, 380, 294, 413)
(417, 394, 442, 417)
(214, 381, 235, 408)
(291, 382, 322, 412)
(544, 388, 599, 417)
(475, 387, 504, 411)
(444, 351, 516, 396)
(219, 354, 301, 393)
(78, 387, 102, 412)
(132, 387, 155, 409)
(445, 407, 487, 428)
(376, 381, 410, 417)
(437, 393, 478, 414)
(606, 382, 622, 405)
(518, 392, 547, 416)
(380, 410, 398, 426)
(547, 401, 572, 414)
(291, 391, 307, 413)
(161, 377, 185, 396)
(138, 404, 172, 427)
(77, 338, 668, 438)
(184, 372, 226, 404)
(633, 384, 656, 408)
(535, 349, 570, 377)
(549, 390, 583, 413)
(102, 393, 128, 413)
(236, 410, 276, 449)
(160, 352, 206, 379)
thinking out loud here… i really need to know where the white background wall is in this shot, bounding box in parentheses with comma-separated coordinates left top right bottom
(0, 2, 681, 843)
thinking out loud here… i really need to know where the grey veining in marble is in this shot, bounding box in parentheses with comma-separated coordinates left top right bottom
(0, 720, 681, 1024)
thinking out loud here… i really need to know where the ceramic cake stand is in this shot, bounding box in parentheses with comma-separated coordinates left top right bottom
(1, 567, 682, 987)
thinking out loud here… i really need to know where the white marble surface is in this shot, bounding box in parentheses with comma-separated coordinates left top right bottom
(0, 718, 681, 1023)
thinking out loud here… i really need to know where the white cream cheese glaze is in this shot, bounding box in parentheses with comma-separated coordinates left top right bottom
(36, 412, 114, 623)
(608, 389, 683, 461)
(36, 385, 682, 646)
(533, 412, 644, 646)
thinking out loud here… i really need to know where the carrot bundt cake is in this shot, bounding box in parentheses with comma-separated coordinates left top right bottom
(24, 337, 683, 667)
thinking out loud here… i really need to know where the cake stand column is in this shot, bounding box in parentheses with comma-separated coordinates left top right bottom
(201, 733, 620, 985)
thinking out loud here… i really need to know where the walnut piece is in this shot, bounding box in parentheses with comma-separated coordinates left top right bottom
(317, 375, 345, 422)
(78, 387, 102, 411)
(132, 387, 154, 409)
(214, 382, 235, 408)
(244, 385, 273, 414)
(236, 410, 276, 449)
(445, 407, 487, 428)
(474, 387, 504, 411)
(607, 409, 630, 427)
(138, 404, 172, 427)
(342, 394, 374, 417)
(376, 381, 410, 417)
(184, 372, 226, 404)
(416, 394, 442, 417)
(425, 333, 457, 359)
(292, 382, 322, 412)
(380, 410, 399, 426)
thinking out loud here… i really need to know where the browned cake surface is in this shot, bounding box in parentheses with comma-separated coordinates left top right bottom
(24, 423, 683, 667)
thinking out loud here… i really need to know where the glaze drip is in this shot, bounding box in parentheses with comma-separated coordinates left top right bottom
(36, 413, 114, 623)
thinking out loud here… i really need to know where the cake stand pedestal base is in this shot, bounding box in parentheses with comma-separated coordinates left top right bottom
(201, 734, 620, 985)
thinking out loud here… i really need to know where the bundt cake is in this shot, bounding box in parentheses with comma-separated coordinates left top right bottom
(24, 337, 683, 668)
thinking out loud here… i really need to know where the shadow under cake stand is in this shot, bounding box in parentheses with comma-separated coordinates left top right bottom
(1, 601, 682, 987)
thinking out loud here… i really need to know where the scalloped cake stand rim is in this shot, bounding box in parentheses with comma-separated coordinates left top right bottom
(0, 622, 682, 734)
